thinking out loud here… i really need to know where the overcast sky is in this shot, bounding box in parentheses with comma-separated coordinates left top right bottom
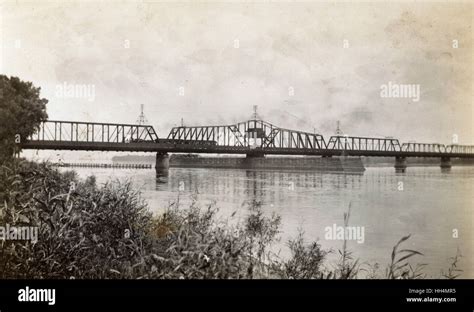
(2, 0, 473, 145)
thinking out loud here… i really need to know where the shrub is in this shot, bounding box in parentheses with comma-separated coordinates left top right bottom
(0, 160, 281, 279)
(272, 231, 327, 279)
(0, 159, 152, 278)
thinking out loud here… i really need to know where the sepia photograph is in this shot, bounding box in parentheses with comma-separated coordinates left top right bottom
(0, 0, 473, 307)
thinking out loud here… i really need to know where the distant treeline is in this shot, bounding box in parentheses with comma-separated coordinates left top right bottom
(111, 154, 474, 167)
(112, 155, 156, 163)
(112, 154, 201, 163)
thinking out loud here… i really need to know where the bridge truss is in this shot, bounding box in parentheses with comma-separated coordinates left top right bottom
(23, 119, 474, 157)
(167, 119, 326, 149)
(401, 143, 474, 154)
(326, 136, 401, 152)
(28, 121, 158, 143)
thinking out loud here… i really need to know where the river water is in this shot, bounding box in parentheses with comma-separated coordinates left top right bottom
(65, 165, 474, 278)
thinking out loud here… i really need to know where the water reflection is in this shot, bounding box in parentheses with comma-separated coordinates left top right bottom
(157, 169, 415, 206)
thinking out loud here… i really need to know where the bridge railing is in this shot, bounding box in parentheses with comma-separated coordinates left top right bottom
(28, 121, 159, 143)
(325, 136, 401, 152)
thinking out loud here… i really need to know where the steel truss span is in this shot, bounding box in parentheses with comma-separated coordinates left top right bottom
(326, 136, 401, 152)
(22, 119, 474, 157)
(29, 120, 158, 143)
(167, 119, 326, 149)
(400, 143, 474, 154)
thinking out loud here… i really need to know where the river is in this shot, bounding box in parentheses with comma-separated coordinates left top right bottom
(64, 165, 474, 278)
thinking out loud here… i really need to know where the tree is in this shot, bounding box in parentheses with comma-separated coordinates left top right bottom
(0, 75, 48, 162)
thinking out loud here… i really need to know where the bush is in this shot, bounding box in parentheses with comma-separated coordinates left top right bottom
(0, 159, 152, 278)
(272, 232, 327, 279)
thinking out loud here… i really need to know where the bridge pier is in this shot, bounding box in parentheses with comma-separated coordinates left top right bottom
(394, 156, 407, 172)
(242, 152, 265, 169)
(440, 157, 452, 171)
(246, 152, 265, 158)
(155, 153, 170, 172)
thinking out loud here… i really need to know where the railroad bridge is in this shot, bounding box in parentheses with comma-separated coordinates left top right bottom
(20, 118, 474, 172)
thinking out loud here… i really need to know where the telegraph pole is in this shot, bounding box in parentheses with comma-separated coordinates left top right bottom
(335, 120, 343, 136)
(136, 104, 148, 125)
(252, 105, 258, 120)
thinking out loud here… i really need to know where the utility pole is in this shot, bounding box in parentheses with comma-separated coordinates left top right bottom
(252, 105, 258, 120)
(335, 120, 343, 136)
(136, 104, 148, 125)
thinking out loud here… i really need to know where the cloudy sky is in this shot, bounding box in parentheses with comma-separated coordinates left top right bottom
(2, 0, 473, 144)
